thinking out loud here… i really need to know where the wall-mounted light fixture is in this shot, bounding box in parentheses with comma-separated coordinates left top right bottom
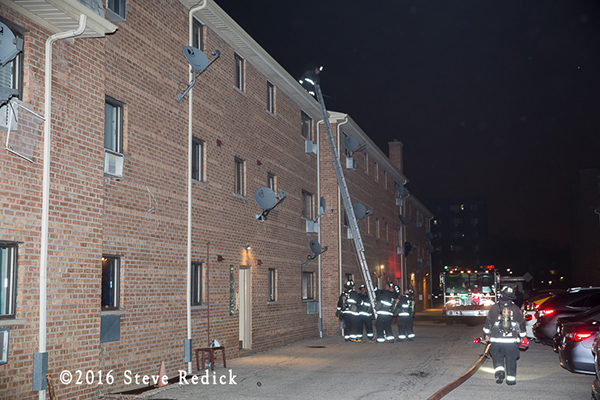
(217, 255, 224, 262)
(244, 242, 251, 251)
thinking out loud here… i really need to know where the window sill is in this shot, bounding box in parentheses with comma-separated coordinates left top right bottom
(302, 299, 316, 303)
(267, 110, 277, 119)
(0, 318, 27, 327)
(193, 179, 209, 187)
(101, 309, 126, 316)
(233, 193, 247, 201)
(234, 86, 246, 96)
(191, 305, 208, 311)
(267, 301, 278, 305)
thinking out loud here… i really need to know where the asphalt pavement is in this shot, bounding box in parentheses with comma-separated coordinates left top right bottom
(137, 310, 593, 400)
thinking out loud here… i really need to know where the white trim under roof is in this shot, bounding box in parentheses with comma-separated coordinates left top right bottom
(3, 0, 117, 37)
(328, 111, 408, 185)
(179, 0, 321, 119)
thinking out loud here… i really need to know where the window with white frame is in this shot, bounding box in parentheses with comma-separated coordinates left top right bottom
(234, 157, 245, 195)
(0, 243, 18, 317)
(302, 190, 314, 220)
(101, 255, 120, 310)
(192, 18, 204, 51)
(192, 138, 205, 182)
(104, 96, 123, 154)
(267, 81, 275, 114)
(234, 53, 245, 91)
(301, 271, 314, 300)
(0, 21, 23, 101)
(268, 268, 277, 302)
(191, 262, 206, 306)
(301, 111, 313, 141)
(267, 172, 276, 192)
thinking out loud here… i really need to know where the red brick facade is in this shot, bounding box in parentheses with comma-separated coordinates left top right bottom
(0, 1, 429, 399)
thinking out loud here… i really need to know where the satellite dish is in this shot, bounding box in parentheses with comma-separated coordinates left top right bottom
(353, 203, 367, 220)
(399, 215, 407, 225)
(343, 134, 366, 155)
(176, 46, 221, 103)
(302, 239, 328, 267)
(0, 22, 23, 67)
(254, 187, 277, 210)
(254, 187, 286, 221)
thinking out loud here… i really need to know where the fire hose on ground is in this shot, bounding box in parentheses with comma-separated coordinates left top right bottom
(426, 342, 491, 400)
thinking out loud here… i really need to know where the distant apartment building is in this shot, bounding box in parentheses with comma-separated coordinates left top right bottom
(427, 198, 488, 292)
(0, 1, 427, 399)
(571, 168, 600, 285)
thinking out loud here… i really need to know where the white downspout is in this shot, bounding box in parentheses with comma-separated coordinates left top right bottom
(40, 15, 87, 400)
(316, 120, 322, 338)
(336, 116, 349, 294)
(187, 0, 208, 375)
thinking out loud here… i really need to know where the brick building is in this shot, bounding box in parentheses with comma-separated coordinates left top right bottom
(0, 1, 429, 399)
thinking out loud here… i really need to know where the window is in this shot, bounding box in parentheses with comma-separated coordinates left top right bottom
(266, 81, 275, 114)
(383, 170, 388, 189)
(234, 53, 245, 91)
(366, 214, 371, 235)
(268, 269, 277, 302)
(234, 157, 245, 195)
(302, 271, 314, 300)
(364, 152, 369, 174)
(384, 220, 389, 242)
(101, 256, 120, 310)
(192, 138, 205, 182)
(104, 97, 123, 154)
(302, 190, 314, 220)
(106, 0, 127, 21)
(0, 23, 22, 100)
(345, 273, 354, 283)
(374, 161, 379, 182)
(375, 218, 380, 239)
(192, 18, 204, 51)
(301, 111, 313, 141)
(191, 262, 205, 306)
(267, 172, 276, 192)
(0, 243, 18, 317)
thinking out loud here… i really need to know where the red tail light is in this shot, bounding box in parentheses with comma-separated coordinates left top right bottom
(566, 332, 594, 342)
(534, 303, 540, 309)
(540, 308, 555, 317)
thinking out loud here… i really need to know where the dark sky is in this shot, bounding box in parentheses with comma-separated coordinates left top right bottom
(218, 0, 600, 246)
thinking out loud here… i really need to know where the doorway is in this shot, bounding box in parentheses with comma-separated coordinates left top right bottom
(238, 266, 251, 349)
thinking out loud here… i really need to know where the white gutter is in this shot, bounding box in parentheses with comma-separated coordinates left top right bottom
(316, 120, 324, 338)
(40, 14, 87, 400)
(336, 116, 349, 294)
(187, 0, 208, 375)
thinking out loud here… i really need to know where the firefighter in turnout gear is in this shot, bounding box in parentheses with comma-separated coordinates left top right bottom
(337, 280, 360, 342)
(396, 288, 416, 341)
(483, 286, 526, 385)
(357, 284, 374, 341)
(375, 282, 396, 343)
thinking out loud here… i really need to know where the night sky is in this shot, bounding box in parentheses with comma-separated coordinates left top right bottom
(217, 0, 600, 248)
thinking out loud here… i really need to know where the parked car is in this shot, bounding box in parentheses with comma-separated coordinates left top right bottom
(553, 305, 600, 352)
(523, 290, 563, 339)
(533, 287, 600, 345)
(557, 318, 600, 374)
(592, 334, 600, 399)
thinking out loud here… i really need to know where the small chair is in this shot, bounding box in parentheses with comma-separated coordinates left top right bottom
(195, 346, 226, 371)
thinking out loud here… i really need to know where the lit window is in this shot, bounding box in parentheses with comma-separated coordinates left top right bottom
(364, 152, 369, 174)
(267, 172, 276, 192)
(234, 157, 245, 195)
(192, 138, 205, 182)
(234, 53, 245, 91)
(101, 256, 120, 310)
(0, 243, 18, 317)
(302, 271, 314, 300)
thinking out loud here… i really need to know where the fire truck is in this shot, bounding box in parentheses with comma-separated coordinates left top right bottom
(440, 265, 500, 323)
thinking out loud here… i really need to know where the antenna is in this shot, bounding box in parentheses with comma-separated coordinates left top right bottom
(254, 187, 286, 221)
(301, 239, 328, 268)
(176, 46, 220, 103)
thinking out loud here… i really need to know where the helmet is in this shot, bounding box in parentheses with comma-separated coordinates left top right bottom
(407, 288, 415, 296)
(501, 286, 515, 299)
(345, 280, 354, 290)
(359, 284, 366, 290)
(393, 285, 400, 293)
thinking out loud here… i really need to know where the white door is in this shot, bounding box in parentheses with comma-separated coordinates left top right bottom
(238, 267, 251, 349)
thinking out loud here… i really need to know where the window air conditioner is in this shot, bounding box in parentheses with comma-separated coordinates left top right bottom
(306, 301, 319, 315)
(346, 156, 356, 170)
(395, 197, 403, 206)
(305, 219, 319, 233)
(396, 246, 402, 255)
(304, 140, 317, 155)
(104, 150, 123, 177)
(0, 102, 18, 131)
(346, 227, 353, 239)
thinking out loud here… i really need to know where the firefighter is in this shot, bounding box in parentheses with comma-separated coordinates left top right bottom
(375, 282, 396, 343)
(483, 286, 527, 385)
(357, 284, 374, 341)
(396, 288, 415, 341)
(337, 280, 359, 342)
